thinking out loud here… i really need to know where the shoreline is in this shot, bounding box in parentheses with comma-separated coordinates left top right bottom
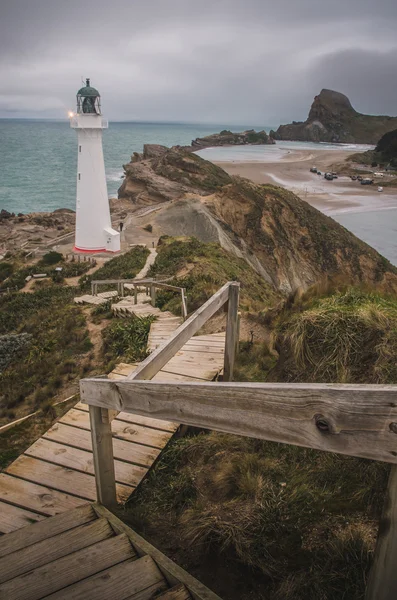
(211, 147, 397, 215)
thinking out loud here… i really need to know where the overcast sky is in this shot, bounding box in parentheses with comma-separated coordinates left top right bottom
(1, 0, 396, 125)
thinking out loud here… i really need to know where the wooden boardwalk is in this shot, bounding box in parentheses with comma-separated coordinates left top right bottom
(0, 297, 225, 534)
(0, 503, 220, 599)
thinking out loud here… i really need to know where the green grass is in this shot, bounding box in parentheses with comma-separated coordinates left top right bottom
(1, 257, 91, 291)
(79, 246, 150, 291)
(101, 315, 155, 364)
(126, 431, 387, 600)
(0, 285, 92, 420)
(149, 236, 279, 314)
(274, 286, 397, 383)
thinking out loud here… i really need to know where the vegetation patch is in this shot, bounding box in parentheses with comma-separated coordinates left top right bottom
(126, 431, 387, 600)
(1, 255, 91, 291)
(274, 286, 397, 383)
(101, 315, 155, 365)
(149, 236, 279, 314)
(0, 285, 92, 422)
(79, 245, 149, 291)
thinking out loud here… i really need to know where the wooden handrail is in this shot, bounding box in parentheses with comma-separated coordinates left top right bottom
(80, 379, 397, 465)
(126, 281, 236, 381)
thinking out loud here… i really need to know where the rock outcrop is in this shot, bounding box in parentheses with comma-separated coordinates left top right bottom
(272, 89, 397, 144)
(190, 129, 275, 149)
(118, 145, 397, 294)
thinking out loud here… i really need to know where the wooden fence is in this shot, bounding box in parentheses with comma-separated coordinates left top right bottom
(91, 277, 188, 320)
(80, 281, 396, 600)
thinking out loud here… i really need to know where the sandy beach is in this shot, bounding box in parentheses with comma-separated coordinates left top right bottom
(212, 147, 397, 215)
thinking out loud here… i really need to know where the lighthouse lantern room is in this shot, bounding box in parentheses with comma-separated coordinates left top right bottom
(70, 79, 120, 253)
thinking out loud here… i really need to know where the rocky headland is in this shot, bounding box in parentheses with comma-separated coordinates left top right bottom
(272, 89, 397, 144)
(118, 144, 397, 294)
(190, 129, 275, 149)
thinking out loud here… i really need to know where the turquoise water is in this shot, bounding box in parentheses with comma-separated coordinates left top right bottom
(0, 120, 269, 215)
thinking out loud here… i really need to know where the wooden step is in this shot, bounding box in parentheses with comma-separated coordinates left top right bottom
(43, 555, 167, 600)
(0, 533, 136, 600)
(0, 473, 86, 517)
(43, 423, 161, 468)
(0, 504, 96, 558)
(155, 584, 191, 599)
(0, 501, 45, 535)
(59, 409, 172, 449)
(5, 455, 133, 503)
(25, 438, 147, 487)
(0, 517, 113, 584)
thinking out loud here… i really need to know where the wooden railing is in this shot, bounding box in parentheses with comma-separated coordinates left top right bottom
(91, 277, 188, 320)
(80, 281, 396, 600)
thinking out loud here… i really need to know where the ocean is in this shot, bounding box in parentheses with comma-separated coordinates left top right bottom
(0, 119, 268, 215)
(0, 119, 396, 265)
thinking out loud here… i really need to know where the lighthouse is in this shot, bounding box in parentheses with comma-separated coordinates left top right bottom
(70, 79, 120, 253)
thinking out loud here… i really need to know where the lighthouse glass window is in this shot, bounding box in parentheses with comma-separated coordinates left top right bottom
(77, 94, 101, 115)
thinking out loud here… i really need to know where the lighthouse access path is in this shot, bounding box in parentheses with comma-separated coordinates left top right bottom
(0, 287, 225, 533)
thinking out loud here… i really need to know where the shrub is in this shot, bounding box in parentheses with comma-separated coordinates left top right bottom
(102, 315, 155, 363)
(0, 262, 14, 282)
(39, 251, 64, 266)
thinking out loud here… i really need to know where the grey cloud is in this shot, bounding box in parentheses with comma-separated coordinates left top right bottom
(0, 0, 396, 123)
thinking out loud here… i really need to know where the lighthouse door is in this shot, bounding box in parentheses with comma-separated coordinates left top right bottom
(104, 227, 121, 252)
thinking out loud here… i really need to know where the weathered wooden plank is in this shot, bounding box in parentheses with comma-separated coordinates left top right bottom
(0, 504, 95, 557)
(43, 423, 161, 467)
(80, 380, 397, 464)
(25, 438, 146, 487)
(75, 403, 177, 433)
(0, 501, 45, 535)
(0, 533, 136, 600)
(155, 584, 191, 600)
(126, 282, 231, 381)
(94, 504, 222, 600)
(223, 282, 240, 381)
(89, 406, 117, 508)
(43, 556, 166, 600)
(0, 517, 113, 584)
(0, 473, 85, 516)
(6, 454, 133, 502)
(60, 409, 170, 448)
(160, 365, 218, 381)
(366, 465, 397, 600)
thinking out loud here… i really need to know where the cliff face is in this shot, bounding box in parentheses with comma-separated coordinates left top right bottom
(375, 129, 397, 167)
(273, 89, 397, 144)
(118, 145, 397, 294)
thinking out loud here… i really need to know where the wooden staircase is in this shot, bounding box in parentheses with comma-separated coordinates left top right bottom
(0, 503, 218, 600)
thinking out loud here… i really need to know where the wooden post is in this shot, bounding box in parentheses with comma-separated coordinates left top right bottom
(236, 311, 241, 355)
(151, 283, 156, 307)
(134, 284, 138, 305)
(223, 282, 240, 382)
(88, 405, 117, 508)
(366, 465, 397, 600)
(181, 289, 188, 321)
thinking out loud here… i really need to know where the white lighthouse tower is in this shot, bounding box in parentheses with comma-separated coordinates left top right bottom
(70, 79, 120, 253)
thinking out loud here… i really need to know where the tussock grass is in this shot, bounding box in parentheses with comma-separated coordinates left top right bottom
(127, 431, 387, 599)
(275, 286, 397, 382)
(101, 315, 155, 363)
